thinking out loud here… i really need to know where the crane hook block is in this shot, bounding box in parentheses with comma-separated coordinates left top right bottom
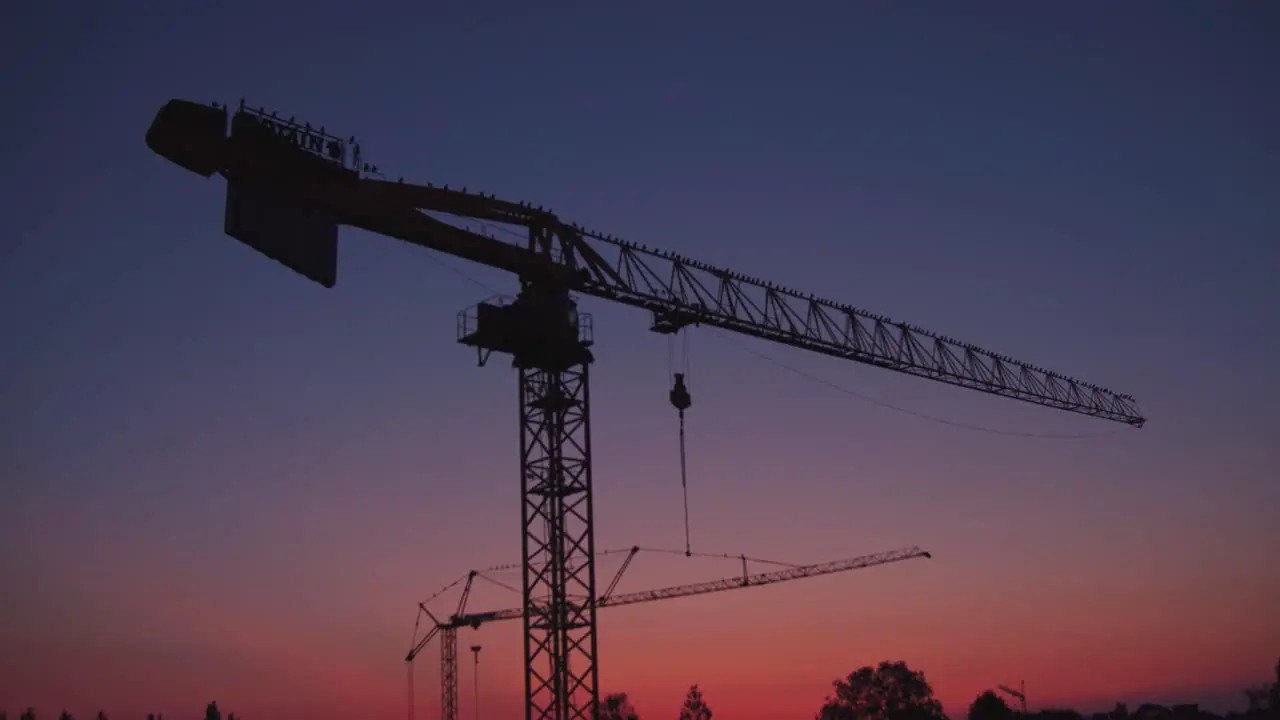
(670, 373, 692, 411)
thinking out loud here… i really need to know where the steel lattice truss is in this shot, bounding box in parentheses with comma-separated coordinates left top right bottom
(438, 546, 933, 628)
(570, 233, 1143, 425)
(519, 366, 600, 720)
(440, 627, 458, 720)
(315, 176, 1144, 424)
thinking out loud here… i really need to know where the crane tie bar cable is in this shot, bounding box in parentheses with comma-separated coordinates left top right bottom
(670, 371, 694, 556)
(678, 408, 691, 556)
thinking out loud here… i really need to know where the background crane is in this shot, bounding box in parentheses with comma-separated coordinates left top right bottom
(1000, 681, 1028, 713)
(409, 546, 932, 720)
(144, 98, 1145, 720)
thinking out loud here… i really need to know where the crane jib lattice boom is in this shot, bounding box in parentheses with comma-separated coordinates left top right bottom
(406, 546, 932, 662)
(145, 99, 1145, 428)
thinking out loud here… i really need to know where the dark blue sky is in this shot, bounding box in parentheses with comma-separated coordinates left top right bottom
(2, 3, 1277, 717)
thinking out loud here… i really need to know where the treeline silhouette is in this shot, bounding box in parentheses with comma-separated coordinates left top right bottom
(3, 703, 239, 720)
(7, 657, 1276, 720)
(598, 657, 1280, 720)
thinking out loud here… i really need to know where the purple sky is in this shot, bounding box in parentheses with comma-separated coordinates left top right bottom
(2, 3, 1277, 719)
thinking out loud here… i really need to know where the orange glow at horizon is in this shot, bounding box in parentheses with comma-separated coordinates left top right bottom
(6, 556, 1276, 719)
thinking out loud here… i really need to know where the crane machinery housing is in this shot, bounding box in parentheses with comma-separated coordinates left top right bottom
(144, 98, 1146, 720)
(410, 546, 932, 720)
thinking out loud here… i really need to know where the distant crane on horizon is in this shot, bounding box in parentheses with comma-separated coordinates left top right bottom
(408, 546, 931, 720)
(144, 98, 1145, 720)
(1000, 681, 1028, 713)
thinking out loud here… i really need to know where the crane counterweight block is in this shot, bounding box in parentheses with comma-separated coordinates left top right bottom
(223, 178, 341, 288)
(220, 108, 356, 289)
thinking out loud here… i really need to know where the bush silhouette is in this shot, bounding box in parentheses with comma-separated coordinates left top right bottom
(819, 660, 947, 720)
(679, 684, 712, 720)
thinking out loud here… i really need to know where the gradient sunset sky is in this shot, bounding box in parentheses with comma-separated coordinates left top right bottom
(2, 3, 1277, 719)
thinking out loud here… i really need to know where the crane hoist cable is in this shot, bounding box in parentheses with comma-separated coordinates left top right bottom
(668, 330, 693, 556)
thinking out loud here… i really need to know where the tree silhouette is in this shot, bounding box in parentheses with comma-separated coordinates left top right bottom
(597, 692, 639, 720)
(679, 684, 712, 720)
(94, 712, 107, 720)
(58, 711, 73, 720)
(968, 691, 1014, 720)
(1246, 686, 1269, 713)
(1246, 660, 1277, 716)
(818, 661, 946, 720)
(1270, 655, 1280, 712)
(204, 703, 220, 720)
(20, 709, 35, 720)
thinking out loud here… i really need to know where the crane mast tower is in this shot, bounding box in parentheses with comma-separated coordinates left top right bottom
(143, 98, 1145, 720)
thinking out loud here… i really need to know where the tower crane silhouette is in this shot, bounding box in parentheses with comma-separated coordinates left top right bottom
(999, 681, 1028, 713)
(409, 546, 931, 720)
(144, 99, 1146, 720)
